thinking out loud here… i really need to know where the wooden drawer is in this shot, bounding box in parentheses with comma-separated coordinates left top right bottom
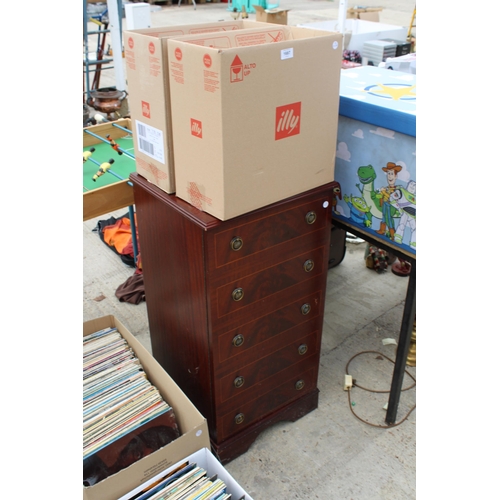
(215, 331, 319, 409)
(209, 273, 327, 333)
(210, 198, 329, 272)
(216, 366, 318, 441)
(212, 246, 326, 321)
(213, 291, 324, 371)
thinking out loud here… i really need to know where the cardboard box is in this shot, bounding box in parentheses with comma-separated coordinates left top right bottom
(83, 315, 210, 500)
(117, 448, 254, 500)
(347, 7, 382, 22)
(167, 26, 343, 220)
(124, 20, 272, 194)
(253, 5, 289, 25)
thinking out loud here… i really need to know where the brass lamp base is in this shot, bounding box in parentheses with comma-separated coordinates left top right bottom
(406, 319, 416, 367)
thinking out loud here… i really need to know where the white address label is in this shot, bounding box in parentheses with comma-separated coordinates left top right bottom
(136, 120, 165, 164)
(281, 48, 294, 60)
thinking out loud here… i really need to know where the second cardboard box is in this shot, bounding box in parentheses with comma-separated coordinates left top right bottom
(124, 20, 272, 195)
(168, 26, 343, 220)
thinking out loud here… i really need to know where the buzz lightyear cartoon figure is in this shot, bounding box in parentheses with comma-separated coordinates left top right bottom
(390, 180, 416, 248)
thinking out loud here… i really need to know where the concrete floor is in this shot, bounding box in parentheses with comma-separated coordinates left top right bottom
(83, 2, 416, 498)
(84, 211, 415, 499)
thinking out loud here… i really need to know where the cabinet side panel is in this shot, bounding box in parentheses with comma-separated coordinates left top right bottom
(133, 175, 214, 426)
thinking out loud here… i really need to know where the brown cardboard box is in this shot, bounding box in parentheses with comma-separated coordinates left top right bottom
(167, 26, 343, 220)
(253, 6, 289, 25)
(83, 316, 210, 500)
(124, 21, 272, 194)
(346, 7, 382, 22)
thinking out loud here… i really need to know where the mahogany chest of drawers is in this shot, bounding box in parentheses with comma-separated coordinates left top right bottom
(131, 172, 334, 463)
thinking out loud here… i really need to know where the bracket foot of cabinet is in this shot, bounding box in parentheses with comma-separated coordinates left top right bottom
(212, 389, 319, 464)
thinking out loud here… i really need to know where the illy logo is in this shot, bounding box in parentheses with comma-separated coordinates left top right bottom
(275, 102, 301, 140)
(191, 119, 202, 138)
(142, 101, 150, 118)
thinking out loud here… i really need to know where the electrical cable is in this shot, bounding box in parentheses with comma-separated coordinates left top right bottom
(345, 350, 416, 428)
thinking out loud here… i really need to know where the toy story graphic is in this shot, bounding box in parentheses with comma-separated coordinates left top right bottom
(333, 116, 416, 255)
(364, 82, 416, 102)
(333, 67, 416, 254)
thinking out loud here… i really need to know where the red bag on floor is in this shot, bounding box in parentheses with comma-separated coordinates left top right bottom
(95, 213, 145, 304)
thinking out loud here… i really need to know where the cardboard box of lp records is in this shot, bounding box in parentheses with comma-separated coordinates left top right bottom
(124, 20, 272, 194)
(167, 26, 343, 220)
(83, 315, 210, 500)
(117, 448, 254, 500)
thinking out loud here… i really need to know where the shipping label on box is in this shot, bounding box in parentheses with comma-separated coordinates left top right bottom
(332, 67, 416, 257)
(124, 21, 272, 194)
(168, 26, 343, 220)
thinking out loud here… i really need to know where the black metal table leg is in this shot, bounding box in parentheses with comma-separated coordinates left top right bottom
(331, 218, 416, 424)
(385, 260, 416, 424)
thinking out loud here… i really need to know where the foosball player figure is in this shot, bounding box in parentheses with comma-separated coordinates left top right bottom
(106, 134, 123, 155)
(93, 159, 115, 182)
(83, 147, 96, 163)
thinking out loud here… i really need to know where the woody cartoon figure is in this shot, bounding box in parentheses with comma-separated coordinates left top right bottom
(376, 162, 402, 240)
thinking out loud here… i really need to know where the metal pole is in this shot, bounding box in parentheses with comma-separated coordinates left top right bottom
(107, 0, 126, 92)
(83, 129, 135, 160)
(338, 0, 347, 50)
(83, 0, 91, 103)
(112, 123, 133, 134)
(86, 156, 132, 185)
(385, 260, 416, 424)
(128, 205, 139, 266)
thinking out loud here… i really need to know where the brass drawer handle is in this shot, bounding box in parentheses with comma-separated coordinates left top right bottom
(232, 288, 244, 301)
(232, 334, 244, 347)
(234, 376, 245, 388)
(301, 303, 311, 315)
(303, 259, 314, 272)
(230, 236, 243, 251)
(305, 211, 317, 224)
(234, 413, 245, 425)
(295, 379, 305, 391)
(298, 344, 308, 355)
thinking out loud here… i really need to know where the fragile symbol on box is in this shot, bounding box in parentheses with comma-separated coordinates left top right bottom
(230, 55, 243, 83)
(275, 102, 301, 140)
(191, 118, 202, 138)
